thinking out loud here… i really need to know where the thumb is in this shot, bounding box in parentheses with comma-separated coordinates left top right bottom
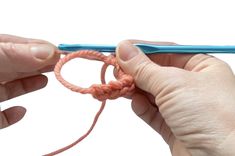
(116, 40, 175, 96)
(0, 42, 59, 72)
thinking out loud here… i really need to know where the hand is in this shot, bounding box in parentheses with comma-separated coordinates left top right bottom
(0, 34, 60, 129)
(116, 40, 235, 156)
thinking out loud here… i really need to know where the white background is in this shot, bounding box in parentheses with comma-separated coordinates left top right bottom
(0, 0, 235, 155)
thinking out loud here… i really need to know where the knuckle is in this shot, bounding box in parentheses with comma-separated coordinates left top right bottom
(133, 61, 158, 90)
(133, 61, 152, 81)
(0, 85, 9, 102)
(0, 43, 18, 60)
(0, 80, 27, 102)
(0, 42, 15, 52)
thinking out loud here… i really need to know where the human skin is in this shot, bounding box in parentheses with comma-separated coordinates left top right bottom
(0, 34, 60, 129)
(116, 40, 235, 156)
(1, 35, 235, 155)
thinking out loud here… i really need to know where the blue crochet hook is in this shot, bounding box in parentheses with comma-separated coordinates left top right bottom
(58, 44, 235, 54)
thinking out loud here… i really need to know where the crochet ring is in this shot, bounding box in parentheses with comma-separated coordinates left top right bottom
(54, 50, 135, 101)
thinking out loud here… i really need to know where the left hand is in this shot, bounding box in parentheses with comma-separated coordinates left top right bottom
(0, 34, 60, 129)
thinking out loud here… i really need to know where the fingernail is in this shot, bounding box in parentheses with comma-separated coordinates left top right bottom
(30, 44, 54, 60)
(117, 41, 140, 61)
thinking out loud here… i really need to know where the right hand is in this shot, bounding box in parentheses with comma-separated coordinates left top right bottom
(116, 40, 235, 156)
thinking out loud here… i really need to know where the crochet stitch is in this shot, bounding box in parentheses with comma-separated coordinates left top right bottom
(45, 50, 135, 155)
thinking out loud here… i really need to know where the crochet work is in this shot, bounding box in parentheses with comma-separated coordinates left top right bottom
(44, 50, 135, 155)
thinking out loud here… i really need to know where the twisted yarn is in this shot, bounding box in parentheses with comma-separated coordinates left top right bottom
(45, 50, 135, 155)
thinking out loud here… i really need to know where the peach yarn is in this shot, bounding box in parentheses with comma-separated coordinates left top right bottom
(44, 50, 135, 155)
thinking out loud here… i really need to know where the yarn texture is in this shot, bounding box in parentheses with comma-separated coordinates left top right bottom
(45, 50, 135, 155)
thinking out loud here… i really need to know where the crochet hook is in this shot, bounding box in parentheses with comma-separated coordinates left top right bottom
(58, 44, 235, 54)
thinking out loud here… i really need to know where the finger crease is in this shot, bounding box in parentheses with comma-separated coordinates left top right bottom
(2, 111, 9, 126)
(19, 79, 28, 93)
(148, 109, 158, 127)
(0, 85, 10, 102)
(137, 104, 151, 117)
(159, 119, 165, 135)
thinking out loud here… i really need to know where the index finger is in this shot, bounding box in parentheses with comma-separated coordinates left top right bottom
(129, 40, 196, 69)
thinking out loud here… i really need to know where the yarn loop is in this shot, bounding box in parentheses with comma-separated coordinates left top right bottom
(45, 50, 135, 155)
(54, 50, 135, 101)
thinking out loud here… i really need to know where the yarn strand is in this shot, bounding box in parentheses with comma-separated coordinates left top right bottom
(45, 50, 135, 155)
(44, 101, 105, 156)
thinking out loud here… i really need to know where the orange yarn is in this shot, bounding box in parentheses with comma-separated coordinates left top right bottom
(44, 50, 135, 155)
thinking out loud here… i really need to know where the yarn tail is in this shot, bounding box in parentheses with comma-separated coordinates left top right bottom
(44, 101, 106, 156)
